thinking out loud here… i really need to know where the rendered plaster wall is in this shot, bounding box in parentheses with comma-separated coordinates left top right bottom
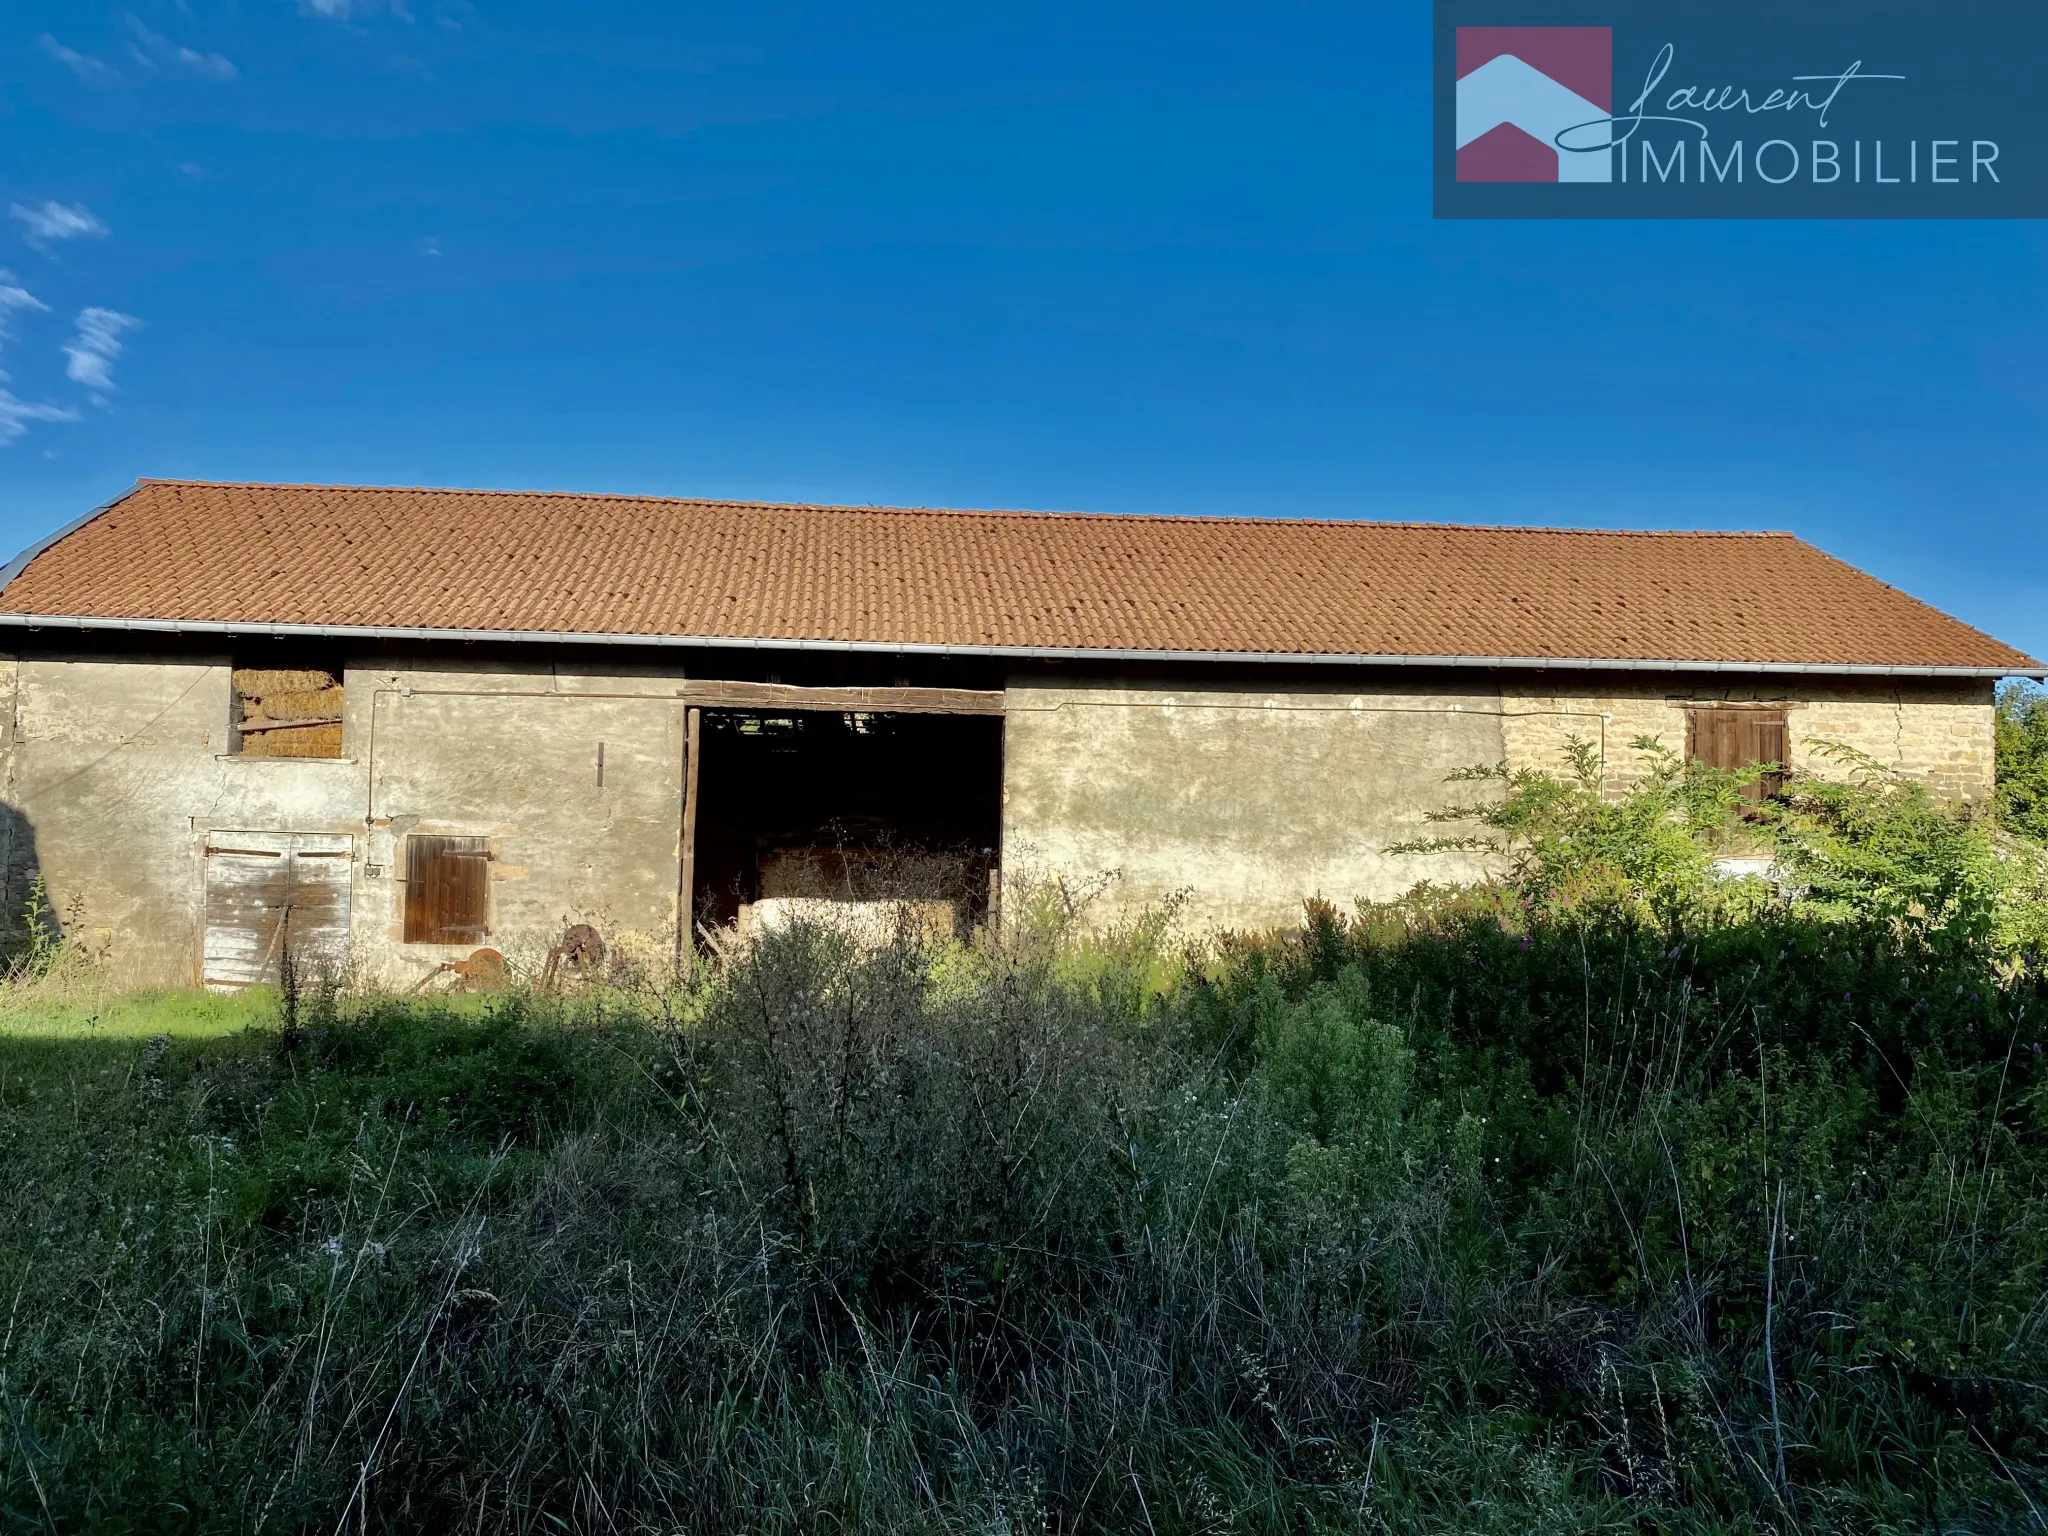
(355, 660, 686, 988)
(999, 678, 1507, 933)
(0, 653, 687, 989)
(1498, 677, 1998, 805)
(0, 653, 357, 986)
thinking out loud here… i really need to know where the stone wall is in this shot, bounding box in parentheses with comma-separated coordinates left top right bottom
(1498, 676, 1997, 805)
(351, 661, 687, 988)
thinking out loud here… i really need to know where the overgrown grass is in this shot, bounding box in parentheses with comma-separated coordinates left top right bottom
(1, 895, 2042, 1533)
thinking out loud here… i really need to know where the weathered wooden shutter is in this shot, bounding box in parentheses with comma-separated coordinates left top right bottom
(1739, 711, 1788, 798)
(203, 832, 354, 990)
(1686, 706, 1788, 800)
(403, 835, 491, 944)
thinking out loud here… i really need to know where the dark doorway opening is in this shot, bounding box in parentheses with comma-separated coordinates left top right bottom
(689, 710, 1003, 936)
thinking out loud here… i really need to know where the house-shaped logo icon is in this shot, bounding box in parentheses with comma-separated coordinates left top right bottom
(1455, 27, 1612, 182)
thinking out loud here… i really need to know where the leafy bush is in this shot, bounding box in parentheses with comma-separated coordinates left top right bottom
(1390, 734, 1765, 927)
(1401, 732, 2048, 965)
(1998, 679, 2048, 843)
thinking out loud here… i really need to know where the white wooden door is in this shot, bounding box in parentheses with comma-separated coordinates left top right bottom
(203, 832, 354, 991)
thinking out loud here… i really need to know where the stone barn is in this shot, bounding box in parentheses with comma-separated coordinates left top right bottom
(0, 480, 2035, 990)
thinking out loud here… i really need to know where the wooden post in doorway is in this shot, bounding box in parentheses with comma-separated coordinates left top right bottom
(675, 707, 702, 968)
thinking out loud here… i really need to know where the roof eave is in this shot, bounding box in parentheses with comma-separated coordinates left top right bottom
(0, 611, 2035, 679)
(0, 482, 146, 591)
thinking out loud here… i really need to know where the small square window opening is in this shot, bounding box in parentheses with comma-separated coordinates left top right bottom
(232, 654, 345, 758)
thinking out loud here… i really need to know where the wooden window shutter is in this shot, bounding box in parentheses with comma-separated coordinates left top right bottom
(1686, 706, 1788, 800)
(403, 835, 491, 944)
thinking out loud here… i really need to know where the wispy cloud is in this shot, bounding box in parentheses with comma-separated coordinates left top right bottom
(123, 14, 238, 80)
(39, 34, 114, 81)
(0, 272, 51, 337)
(0, 275, 81, 445)
(176, 45, 238, 80)
(0, 391, 81, 445)
(64, 308, 143, 399)
(299, 0, 414, 20)
(11, 201, 110, 250)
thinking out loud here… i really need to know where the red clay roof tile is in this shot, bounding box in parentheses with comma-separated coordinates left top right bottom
(0, 479, 2033, 672)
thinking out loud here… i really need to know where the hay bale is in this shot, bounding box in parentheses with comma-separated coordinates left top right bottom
(242, 722, 344, 759)
(758, 847, 969, 901)
(740, 897, 961, 945)
(233, 668, 338, 699)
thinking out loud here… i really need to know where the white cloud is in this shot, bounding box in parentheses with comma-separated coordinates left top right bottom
(174, 45, 238, 80)
(0, 271, 47, 384)
(39, 34, 114, 81)
(10, 201, 110, 249)
(123, 14, 238, 80)
(63, 308, 143, 398)
(0, 274, 81, 445)
(299, 0, 414, 20)
(0, 391, 81, 445)
(0, 272, 50, 335)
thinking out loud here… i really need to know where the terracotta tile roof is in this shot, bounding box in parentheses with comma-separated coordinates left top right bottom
(0, 479, 2033, 673)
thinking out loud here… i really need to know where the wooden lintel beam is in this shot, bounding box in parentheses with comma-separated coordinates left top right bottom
(680, 681, 1004, 716)
(237, 715, 345, 732)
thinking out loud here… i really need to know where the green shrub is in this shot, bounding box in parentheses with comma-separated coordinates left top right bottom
(1771, 742, 2009, 950)
(1390, 734, 1763, 927)
(1400, 732, 2048, 967)
(1252, 964, 1410, 1149)
(1997, 680, 2048, 843)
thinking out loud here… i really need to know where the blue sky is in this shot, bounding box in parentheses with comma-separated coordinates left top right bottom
(2, 1, 2044, 661)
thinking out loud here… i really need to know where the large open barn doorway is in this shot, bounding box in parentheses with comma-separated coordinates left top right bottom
(687, 708, 1003, 940)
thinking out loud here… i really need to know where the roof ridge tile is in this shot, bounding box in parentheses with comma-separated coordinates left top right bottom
(131, 479, 1801, 540)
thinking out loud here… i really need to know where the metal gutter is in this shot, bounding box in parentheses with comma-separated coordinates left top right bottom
(0, 610, 2035, 678)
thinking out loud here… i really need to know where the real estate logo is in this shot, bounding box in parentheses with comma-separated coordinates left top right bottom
(1434, 0, 2048, 219)
(1455, 27, 1611, 183)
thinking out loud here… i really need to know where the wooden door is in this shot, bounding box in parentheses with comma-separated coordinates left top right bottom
(203, 832, 354, 990)
(1685, 707, 1788, 800)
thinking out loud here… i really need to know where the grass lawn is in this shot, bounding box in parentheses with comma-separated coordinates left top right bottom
(0, 985, 279, 1039)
